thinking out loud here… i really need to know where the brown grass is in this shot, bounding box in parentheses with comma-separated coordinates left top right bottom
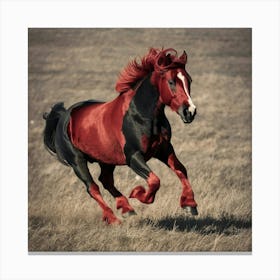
(28, 28, 251, 252)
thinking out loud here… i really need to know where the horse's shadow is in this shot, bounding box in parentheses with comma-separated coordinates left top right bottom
(140, 214, 251, 235)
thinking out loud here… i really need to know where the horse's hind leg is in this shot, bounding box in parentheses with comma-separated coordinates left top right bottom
(71, 157, 121, 224)
(98, 163, 136, 216)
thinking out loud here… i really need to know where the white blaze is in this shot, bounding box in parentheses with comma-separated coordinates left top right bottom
(177, 72, 196, 115)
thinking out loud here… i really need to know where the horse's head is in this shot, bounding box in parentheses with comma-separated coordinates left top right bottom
(152, 49, 196, 123)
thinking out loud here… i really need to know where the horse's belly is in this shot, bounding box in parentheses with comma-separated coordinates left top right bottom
(68, 104, 127, 165)
(79, 134, 126, 165)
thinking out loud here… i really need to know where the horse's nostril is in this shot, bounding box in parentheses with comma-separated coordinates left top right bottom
(186, 107, 196, 118)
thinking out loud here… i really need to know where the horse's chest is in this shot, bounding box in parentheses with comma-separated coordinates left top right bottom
(141, 133, 159, 152)
(142, 121, 171, 153)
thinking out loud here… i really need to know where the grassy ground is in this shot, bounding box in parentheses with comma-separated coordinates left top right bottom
(28, 28, 251, 252)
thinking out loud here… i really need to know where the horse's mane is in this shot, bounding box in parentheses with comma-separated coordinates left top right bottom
(115, 48, 186, 94)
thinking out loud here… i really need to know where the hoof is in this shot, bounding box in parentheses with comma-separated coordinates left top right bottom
(122, 210, 137, 218)
(116, 196, 135, 215)
(102, 212, 121, 225)
(183, 206, 198, 216)
(103, 217, 121, 225)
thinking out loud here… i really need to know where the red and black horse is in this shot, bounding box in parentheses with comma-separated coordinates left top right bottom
(43, 48, 198, 224)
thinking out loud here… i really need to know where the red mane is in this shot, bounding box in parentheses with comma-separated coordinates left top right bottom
(115, 48, 186, 94)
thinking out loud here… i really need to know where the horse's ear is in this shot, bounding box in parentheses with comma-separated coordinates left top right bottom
(166, 53, 172, 65)
(179, 50, 188, 64)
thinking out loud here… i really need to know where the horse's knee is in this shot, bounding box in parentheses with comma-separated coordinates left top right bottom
(147, 172, 160, 192)
(130, 172, 160, 204)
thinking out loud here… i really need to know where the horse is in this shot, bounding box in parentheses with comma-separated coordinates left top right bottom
(43, 48, 198, 224)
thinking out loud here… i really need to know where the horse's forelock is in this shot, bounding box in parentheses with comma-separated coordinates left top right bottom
(154, 48, 186, 73)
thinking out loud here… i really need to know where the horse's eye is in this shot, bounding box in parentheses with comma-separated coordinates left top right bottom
(168, 79, 176, 87)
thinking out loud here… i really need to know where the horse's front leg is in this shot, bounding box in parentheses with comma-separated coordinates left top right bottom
(155, 142, 198, 215)
(128, 151, 160, 204)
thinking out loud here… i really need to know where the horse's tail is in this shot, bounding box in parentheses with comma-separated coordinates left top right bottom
(43, 102, 66, 155)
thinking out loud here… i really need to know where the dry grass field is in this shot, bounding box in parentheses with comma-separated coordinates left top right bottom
(28, 28, 251, 252)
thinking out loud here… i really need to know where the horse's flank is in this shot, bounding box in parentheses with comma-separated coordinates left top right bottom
(68, 90, 136, 165)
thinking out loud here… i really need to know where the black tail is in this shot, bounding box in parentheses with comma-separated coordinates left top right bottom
(43, 102, 66, 155)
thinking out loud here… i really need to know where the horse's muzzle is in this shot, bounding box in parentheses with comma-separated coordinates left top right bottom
(178, 105, 197, 123)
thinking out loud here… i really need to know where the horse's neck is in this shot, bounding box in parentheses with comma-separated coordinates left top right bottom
(129, 75, 161, 120)
(118, 75, 169, 137)
(129, 76, 170, 138)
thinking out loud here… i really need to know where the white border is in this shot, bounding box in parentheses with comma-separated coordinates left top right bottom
(1, 0, 279, 280)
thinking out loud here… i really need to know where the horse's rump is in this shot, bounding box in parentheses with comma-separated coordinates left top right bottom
(49, 100, 100, 166)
